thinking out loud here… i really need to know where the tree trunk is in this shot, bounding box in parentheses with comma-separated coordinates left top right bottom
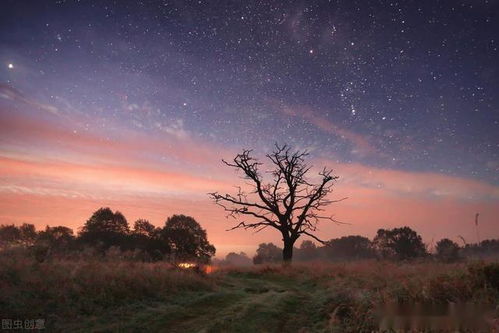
(282, 238, 294, 263)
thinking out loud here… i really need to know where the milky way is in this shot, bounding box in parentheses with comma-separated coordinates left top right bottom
(0, 1, 498, 253)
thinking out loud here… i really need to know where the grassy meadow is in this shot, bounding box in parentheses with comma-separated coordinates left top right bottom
(1, 251, 499, 332)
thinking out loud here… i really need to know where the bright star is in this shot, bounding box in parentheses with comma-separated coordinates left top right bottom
(8, 63, 14, 69)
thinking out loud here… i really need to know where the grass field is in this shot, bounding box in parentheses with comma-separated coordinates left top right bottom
(1, 253, 499, 332)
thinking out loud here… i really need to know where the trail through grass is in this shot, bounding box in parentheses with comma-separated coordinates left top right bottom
(67, 271, 331, 332)
(2, 257, 499, 332)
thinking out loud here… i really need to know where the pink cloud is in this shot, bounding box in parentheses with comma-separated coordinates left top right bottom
(1, 90, 498, 256)
(272, 101, 378, 156)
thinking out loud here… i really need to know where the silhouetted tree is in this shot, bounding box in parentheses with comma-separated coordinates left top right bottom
(19, 223, 37, 246)
(296, 240, 318, 261)
(31, 226, 75, 261)
(373, 227, 427, 260)
(210, 144, 344, 263)
(435, 238, 460, 262)
(130, 219, 165, 261)
(37, 226, 75, 249)
(477, 239, 499, 256)
(253, 242, 282, 264)
(79, 207, 130, 250)
(0, 223, 37, 249)
(133, 219, 156, 237)
(223, 252, 252, 266)
(324, 236, 375, 261)
(462, 239, 499, 258)
(0, 224, 22, 249)
(161, 214, 215, 264)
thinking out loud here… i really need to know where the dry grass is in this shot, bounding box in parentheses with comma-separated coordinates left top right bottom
(0, 251, 214, 324)
(1, 252, 498, 332)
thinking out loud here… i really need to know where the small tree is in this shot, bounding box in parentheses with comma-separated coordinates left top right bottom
(128, 219, 164, 261)
(33, 226, 75, 261)
(161, 215, 215, 264)
(19, 223, 37, 246)
(0, 224, 21, 249)
(37, 226, 75, 249)
(0, 224, 38, 249)
(253, 243, 282, 264)
(210, 144, 344, 263)
(324, 236, 374, 261)
(224, 252, 252, 266)
(79, 207, 130, 250)
(373, 227, 427, 260)
(436, 238, 460, 262)
(296, 240, 318, 261)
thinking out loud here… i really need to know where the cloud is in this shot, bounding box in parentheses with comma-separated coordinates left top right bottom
(0, 84, 59, 115)
(324, 160, 499, 202)
(0, 99, 234, 171)
(1, 88, 498, 252)
(155, 118, 189, 139)
(272, 101, 378, 156)
(0, 155, 233, 200)
(121, 99, 189, 140)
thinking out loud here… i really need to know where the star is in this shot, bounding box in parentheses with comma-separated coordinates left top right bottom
(7, 63, 14, 69)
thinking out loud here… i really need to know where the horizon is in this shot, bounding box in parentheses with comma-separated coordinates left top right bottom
(1, 1, 498, 258)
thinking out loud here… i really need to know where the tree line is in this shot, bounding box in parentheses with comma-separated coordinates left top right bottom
(218, 227, 499, 266)
(0, 207, 215, 263)
(1, 213, 497, 265)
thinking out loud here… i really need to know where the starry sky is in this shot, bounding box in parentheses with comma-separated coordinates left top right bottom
(1, 0, 498, 256)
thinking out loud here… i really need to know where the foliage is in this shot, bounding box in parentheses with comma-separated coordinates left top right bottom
(253, 242, 282, 264)
(0, 223, 37, 249)
(462, 239, 499, 258)
(129, 219, 165, 261)
(373, 226, 427, 260)
(161, 214, 216, 264)
(296, 240, 318, 261)
(132, 219, 157, 237)
(436, 238, 461, 262)
(323, 236, 375, 261)
(0, 224, 21, 249)
(78, 207, 130, 250)
(0, 208, 216, 264)
(220, 252, 253, 266)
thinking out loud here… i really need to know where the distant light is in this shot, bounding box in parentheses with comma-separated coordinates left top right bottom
(183, 102, 187, 106)
(309, 49, 314, 54)
(7, 63, 14, 69)
(178, 262, 196, 269)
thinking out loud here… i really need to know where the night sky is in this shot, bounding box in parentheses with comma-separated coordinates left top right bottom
(1, 1, 498, 255)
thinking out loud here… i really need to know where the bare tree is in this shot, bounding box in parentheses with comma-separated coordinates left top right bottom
(209, 144, 345, 263)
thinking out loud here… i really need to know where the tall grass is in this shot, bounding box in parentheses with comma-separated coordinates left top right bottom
(0, 250, 214, 328)
(1, 252, 498, 332)
(215, 260, 499, 332)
